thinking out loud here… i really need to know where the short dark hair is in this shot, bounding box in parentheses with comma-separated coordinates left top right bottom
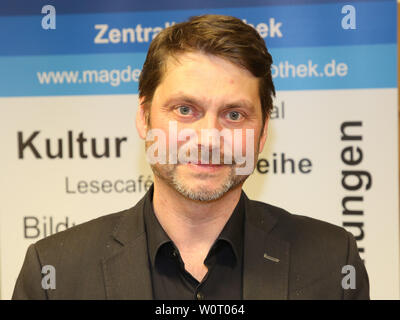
(139, 14, 275, 124)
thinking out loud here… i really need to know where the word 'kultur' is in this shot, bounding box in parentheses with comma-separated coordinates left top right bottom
(17, 131, 128, 159)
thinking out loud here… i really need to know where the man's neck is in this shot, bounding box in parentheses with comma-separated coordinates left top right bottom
(152, 177, 243, 251)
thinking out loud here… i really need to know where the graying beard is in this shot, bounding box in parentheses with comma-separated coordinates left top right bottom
(172, 173, 235, 201)
(152, 163, 247, 202)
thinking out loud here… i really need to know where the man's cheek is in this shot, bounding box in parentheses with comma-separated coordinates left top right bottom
(145, 129, 167, 164)
(233, 128, 255, 175)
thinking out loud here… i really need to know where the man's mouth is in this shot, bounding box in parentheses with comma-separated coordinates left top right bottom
(185, 161, 226, 172)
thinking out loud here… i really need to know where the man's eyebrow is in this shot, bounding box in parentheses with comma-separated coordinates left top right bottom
(162, 94, 256, 112)
(224, 100, 255, 112)
(161, 94, 203, 109)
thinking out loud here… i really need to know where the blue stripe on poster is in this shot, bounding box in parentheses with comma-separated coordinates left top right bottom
(0, 1, 396, 56)
(0, 0, 392, 16)
(270, 44, 397, 91)
(0, 53, 146, 96)
(0, 44, 396, 97)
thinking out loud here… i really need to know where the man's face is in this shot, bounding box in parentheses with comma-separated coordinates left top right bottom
(138, 51, 268, 201)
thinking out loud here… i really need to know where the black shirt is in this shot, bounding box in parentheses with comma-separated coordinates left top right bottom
(143, 187, 245, 300)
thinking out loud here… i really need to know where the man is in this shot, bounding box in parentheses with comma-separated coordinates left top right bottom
(13, 15, 369, 300)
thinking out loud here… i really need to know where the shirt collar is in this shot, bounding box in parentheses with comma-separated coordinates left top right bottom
(143, 184, 245, 267)
(143, 185, 172, 268)
(216, 191, 245, 263)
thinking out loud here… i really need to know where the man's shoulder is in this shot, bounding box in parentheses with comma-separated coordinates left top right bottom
(248, 199, 352, 273)
(248, 199, 369, 299)
(248, 198, 350, 246)
(14, 205, 143, 300)
(33, 207, 133, 255)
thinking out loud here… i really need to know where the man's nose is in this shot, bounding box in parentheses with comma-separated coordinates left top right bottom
(193, 112, 222, 131)
(193, 113, 222, 145)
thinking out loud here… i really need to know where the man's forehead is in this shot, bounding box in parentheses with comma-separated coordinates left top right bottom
(155, 51, 260, 98)
(162, 51, 255, 80)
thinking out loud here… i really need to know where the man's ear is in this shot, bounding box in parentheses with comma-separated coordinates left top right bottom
(258, 116, 269, 153)
(136, 97, 149, 140)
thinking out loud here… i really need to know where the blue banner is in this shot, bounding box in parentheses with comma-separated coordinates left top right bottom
(0, 0, 396, 95)
(0, 1, 396, 56)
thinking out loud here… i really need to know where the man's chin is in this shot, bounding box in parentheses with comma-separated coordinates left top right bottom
(151, 163, 248, 201)
(173, 185, 231, 202)
(172, 175, 247, 202)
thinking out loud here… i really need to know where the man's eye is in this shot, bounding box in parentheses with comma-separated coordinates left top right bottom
(177, 105, 192, 115)
(227, 111, 242, 121)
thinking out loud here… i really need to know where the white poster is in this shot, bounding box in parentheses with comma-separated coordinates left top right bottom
(0, 0, 398, 299)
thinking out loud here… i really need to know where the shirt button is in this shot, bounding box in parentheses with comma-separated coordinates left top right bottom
(196, 292, 205, 300)
(172, 250, 178, 257)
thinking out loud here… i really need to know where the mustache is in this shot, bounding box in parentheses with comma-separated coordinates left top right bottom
(176, 143, 237, 165)
(144, 128, 255, 172)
